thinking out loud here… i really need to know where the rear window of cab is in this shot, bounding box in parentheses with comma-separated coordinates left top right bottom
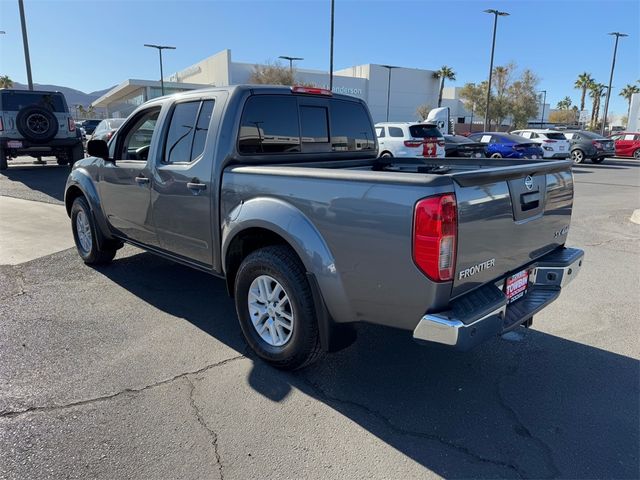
(238, 95, 375, 155)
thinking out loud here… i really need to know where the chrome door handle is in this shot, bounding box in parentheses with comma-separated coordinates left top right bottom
(187, 182, 206, 191)
(134, 175, 150, 185)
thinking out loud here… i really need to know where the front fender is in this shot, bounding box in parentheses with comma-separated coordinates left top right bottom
(65, 167, 114, 241)
(221, 197, 353, 324)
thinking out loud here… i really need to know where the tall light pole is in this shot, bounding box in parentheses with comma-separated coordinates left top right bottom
(381, 65, 398, 122)
(329, 0, 335, 91)
(144, 44, 176, 96)
(538, 90, 547, 127)
(601, 32, 628, 135)
(18, 0, 33, 90)
(278, 56, 303, 77)
(483, 9, 509, 131)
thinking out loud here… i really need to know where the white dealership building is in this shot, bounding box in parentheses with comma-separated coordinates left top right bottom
(92, 48, 549, 128)
(93, 49, 472, 124)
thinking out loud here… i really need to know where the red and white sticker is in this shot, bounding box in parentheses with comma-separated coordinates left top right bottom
(505, 270, 529, 303)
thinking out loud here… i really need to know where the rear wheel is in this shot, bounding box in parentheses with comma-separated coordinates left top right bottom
(234, 245, 322, 370)
(571, 149, 585, 164)
(490, 152, 503, 159)
(380, 151, 393, 158)
(634, 149, 640, 160)
(71, 196, 117, 265)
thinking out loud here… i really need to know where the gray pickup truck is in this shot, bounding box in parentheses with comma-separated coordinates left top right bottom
(64, 85, 584, 369)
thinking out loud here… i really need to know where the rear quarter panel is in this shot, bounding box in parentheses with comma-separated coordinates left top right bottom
(221, 169, 454, 330)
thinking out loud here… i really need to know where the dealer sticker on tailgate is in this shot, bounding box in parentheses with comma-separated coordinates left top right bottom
(505, 270, 529, 304)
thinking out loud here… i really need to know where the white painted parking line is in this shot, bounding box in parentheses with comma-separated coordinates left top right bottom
(0, 196, 74, 265)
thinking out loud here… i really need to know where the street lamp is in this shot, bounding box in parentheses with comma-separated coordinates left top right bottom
(538, 90, 547, 127)
(601, 32, 628, 135)
(278, 56, 303, 77)
(329, 0, 335, 91)
(483, 8, 509, 131)
(144, 43, 176, 96)
(18, 0, 33, 90)
(380, 65, 399, 122)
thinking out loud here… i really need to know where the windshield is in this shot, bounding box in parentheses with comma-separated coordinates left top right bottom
(446, 135, 474, 144)
(107, 119, 125, 129)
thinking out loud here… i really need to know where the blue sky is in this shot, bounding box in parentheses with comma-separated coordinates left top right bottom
(1, 0, 638, 113)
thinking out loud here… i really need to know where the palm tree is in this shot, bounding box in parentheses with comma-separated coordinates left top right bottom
(619, 83, 640, 117)
(589, 83, 606, 129)
(0, 75, 13, 88)
(556, 96, 572, 110)
(432, 66, 456, 107)
(574, 72, 594, 112)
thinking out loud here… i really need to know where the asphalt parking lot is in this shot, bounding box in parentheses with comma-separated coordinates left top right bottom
(0, 157, 638, 479)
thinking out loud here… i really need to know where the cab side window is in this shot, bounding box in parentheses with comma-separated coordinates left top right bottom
(164, 100, 215, 164)
(115, 107, 161, 161)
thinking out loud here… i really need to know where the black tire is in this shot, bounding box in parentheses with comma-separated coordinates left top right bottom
(56, 156, 69, 166)
(591, 156, 605, 164)
(69, 142, 85, 165)
(234, 245, 322, 370)
(70, 196, 117, 265)
(571, 149, 585, 164)
(490, 152, 502, 159)
(16, 105, 58, 143)
(0, 147, 7, 171)
(634, 149, 640, 160)
(379, 151, 393, 158)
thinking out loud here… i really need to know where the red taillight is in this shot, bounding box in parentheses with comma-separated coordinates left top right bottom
(404, 140, 423, 148)
(413, 194, 457, 282)
(291, 86, 332, 96)
(68, 117, 76, 132)
(593, 141, 603, 149)
(543, 139, 557, 143)
(106, 131, 113, 141)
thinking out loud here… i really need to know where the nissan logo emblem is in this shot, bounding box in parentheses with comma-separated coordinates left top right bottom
(524, 175, 534, 191)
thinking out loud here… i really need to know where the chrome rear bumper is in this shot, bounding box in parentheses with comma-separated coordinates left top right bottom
(413, 247, 584, 350)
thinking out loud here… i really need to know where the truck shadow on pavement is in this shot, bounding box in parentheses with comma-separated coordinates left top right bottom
(101, 251, 639, 479)
(0, 165, 68, 203)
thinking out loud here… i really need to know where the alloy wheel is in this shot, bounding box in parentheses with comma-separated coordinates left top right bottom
(248, 275, 294, 347)
(75, 210, 93, 253)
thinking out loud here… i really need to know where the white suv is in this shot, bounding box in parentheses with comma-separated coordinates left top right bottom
(511, 129, 570, 159)
(375, 122, 445, 158)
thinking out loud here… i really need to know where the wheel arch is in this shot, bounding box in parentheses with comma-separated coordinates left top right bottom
(64, 169, 114, 243)
(221, 197, 355, 344)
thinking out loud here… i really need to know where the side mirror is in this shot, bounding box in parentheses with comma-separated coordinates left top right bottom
(87, 139, 110, 161)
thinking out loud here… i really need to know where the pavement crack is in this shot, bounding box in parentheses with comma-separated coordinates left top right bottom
(0, 354, 245, 419)
(186, 376, 224, 480)
(300, 375, 525, 478)
(496, 362, 561, 479)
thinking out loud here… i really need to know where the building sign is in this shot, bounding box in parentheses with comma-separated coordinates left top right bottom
(308, 83, 364, 98)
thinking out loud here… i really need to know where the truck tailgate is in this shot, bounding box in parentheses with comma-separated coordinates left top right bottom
(450, 160, 574, 298)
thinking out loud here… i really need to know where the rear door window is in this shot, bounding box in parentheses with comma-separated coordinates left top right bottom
(375, 127, 385, 138)
(238, 96, 300, 154)
(388, 127, 404, 138)
(408, 125, 442, 138)
(329, 100, 375, 151)
(164, 101, 200, 163)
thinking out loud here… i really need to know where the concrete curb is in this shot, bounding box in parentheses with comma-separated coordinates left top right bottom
(631, 209, 640, 225)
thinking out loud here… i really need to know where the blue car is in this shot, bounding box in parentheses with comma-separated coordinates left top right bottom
(468, 132, 544, 159)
